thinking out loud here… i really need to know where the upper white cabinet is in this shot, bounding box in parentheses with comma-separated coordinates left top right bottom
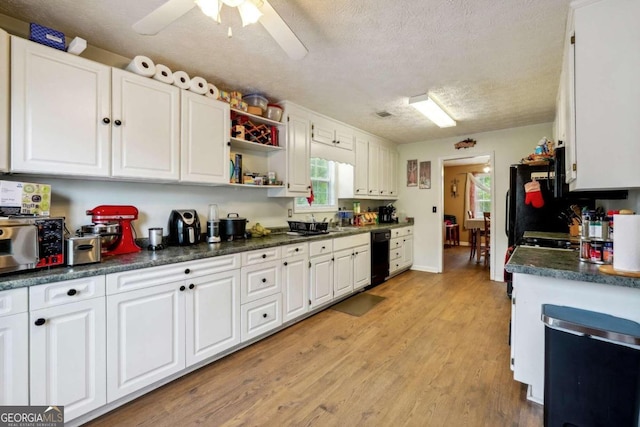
(0, 28, 9, 173)
(561, 0, 640, 190)
(111, 68, 180, 181)
(268, 103, 311, 197)
(11, 37, 111, 177)
(354, 133, 398, 200)
(180, 92, 230, 184)
(310, 113, 354, 151)
(354, 134, 369, 196)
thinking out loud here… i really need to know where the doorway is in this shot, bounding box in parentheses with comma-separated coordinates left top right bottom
(440, 154, 494, 277)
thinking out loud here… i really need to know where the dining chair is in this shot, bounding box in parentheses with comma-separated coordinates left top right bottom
(482, 212, 491, 267)
(467, 210, 476, 259)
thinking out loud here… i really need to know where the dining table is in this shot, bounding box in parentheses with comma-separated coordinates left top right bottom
(465, 217, 489, 263)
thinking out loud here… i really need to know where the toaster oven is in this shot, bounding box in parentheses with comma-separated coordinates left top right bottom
(0, 217, 65, 275)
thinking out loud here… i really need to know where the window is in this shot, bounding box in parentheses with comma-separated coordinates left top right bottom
(473, 173, 491, 215)
(294, 158, 337, 212)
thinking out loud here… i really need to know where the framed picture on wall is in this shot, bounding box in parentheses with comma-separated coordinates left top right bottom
(419, 161, 431, 189)
(407, 159, 418, 187)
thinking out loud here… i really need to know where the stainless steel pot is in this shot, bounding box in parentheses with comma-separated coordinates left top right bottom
(79, 223, 121, 252)
(219, 213, 248, 241)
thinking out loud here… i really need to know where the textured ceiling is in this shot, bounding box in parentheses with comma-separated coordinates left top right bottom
(0, 0, 572, 144)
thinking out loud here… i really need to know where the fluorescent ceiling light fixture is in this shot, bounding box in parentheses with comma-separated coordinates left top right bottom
(409, 94, 456, 128)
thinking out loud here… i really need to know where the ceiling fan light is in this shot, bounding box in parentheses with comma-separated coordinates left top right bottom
(408, 94, 456, 128)
(222, 0, 245, 7)
(237, 1, 263, 26)
(195, 0, 221, 21)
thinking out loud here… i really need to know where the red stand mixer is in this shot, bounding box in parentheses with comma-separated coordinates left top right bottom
(84, 205, 141, 256)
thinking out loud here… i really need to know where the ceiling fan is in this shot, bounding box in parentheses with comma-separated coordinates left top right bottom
(132, 0, 308, 60)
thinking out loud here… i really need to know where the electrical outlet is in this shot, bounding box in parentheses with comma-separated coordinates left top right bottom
(288, 209, 293, 218)
(432, 206, 437, 213)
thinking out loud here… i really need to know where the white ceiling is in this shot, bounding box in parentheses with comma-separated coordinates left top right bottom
(0, 0, 572, 144)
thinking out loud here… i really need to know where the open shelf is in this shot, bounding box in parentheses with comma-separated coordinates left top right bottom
(231, 108, 283, 127)
(230, 137, 283, 153)
(227, 183, 284, 189)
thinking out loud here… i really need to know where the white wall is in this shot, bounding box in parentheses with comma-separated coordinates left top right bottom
(396, 122, 554, 281)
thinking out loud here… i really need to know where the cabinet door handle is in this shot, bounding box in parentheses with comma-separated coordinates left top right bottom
(262, 254, 267, 259)
(67, 289, 77, 296)
(189, 284, 195, 290)
(336, 140, 340, 144)
(114, 119, 122, 126)
(262, 278, 267, 283)
(322, 246, 326, 250)
(262, 313, 268, 318)
(102, 117, 110, 124)
(283, 261, 288, 266)
(227, 141, 231, 146)
(34, 318, 46, 326)
(185, 268, 191, 274)
(355, 252, 359, 255)
(179, 285, 186, 291)
(295, 248, 299, 252)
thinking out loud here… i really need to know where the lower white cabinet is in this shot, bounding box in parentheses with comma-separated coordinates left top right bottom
(310, 253, 334, 308)
(353, 244, 371, 290)
(401, 236, 414, 269)
(30, 296, 106, 421)
(281, 248, 309, 323)
(241, 293, 282, 341)
(0, 287, 29, 405)
(106, 281, 185, 402)
(333, 248, 355, 298)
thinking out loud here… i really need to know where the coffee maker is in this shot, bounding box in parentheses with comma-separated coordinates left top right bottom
(168, 210, 201, 246)
(378, 204, 397, 224)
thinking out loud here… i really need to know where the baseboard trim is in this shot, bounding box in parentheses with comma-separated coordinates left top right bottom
(411, 265, 439, 273)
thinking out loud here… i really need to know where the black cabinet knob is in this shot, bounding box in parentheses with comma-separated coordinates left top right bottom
(307, 186, 311, 190)
(370, 190, 373, 193)
(180, 285, 186, 291)
(322, 246, 326, 250)
(262, 278, 267, 283)
(189, 284, 195, 290)
(336, 140, 340, 144)
(262, 313, 268, 318)
(355, 252, 359, 255)
(356, 189, 360, 193)
(67, 289, 77, 296)
(34, 318, 46, 326)
(114, 119, 122, 126)
(102, 117, 110, 124)
(185, 268, 191, 274)
(295, 248, 299, 252)
(262, 254, 267, 259)
(283, 261, 288, 266)
(227, 141, 231, 146)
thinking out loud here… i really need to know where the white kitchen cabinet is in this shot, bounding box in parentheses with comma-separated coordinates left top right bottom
(30, 296, 106, 421)
(268, 103, 311, 197)
(0, 28, 9, 172)
(106, 281, 185, 402)
(354, 134, 369, 196)
(562, 0, 640, 190)
(240, 259, 282, 304)
(185, 269, 240, 366)
(310, 252, 334, 309)
(111, 68, 180, 181)
(240, 293, 282, 342)
(281, 243, 309, 323)
(0, 288, 29, 405)
(310, 113, 354, 151)
(353, 244, 371, 290)
(401, 235, 414, 270)
(367, 142, 380, 197)
(10, 36, 111, 177)
(390, 227, 413, 276)
(180, 91, 230, 184)
(333, 248, 354, 298)
(389, 149, 399, 198)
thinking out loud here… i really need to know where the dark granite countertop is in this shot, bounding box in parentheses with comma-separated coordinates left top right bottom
(0, 222, 413, 291)
(505, 246, 640, 289)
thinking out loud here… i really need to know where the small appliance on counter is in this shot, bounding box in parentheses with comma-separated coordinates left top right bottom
(66, 234, 101, 266)
(219, 213, 249, 241)
(148, 227, 164, 251)
(168, 210, 201, 246)
(207, 204, 221, 243)
(81, 205, 142, 256)
(378, 204, 397, 224)
(0, 216, 65, 275)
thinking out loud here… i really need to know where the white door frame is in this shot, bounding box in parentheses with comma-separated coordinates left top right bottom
(437, 151, 495, 279)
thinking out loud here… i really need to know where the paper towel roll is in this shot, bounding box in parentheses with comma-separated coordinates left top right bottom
(189, 76, 208, 95)
(205, 83, 220, 99)
(613, 214, 640, 272)
(172, 70, 190, 89)
(126, 55, 156, 77)
(152, 64, 173, 84)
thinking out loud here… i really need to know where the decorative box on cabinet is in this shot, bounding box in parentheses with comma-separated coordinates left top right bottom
(11, 36, 111, 177)
(29, 276, 107, 421)
(0, 288, 29, 406)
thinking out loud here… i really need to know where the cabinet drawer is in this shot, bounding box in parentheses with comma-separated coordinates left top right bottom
(390, 248, 402, 261)
(241, 260, 281, 304)
(30, 276, 105, 310)
(404, 227, 413, 237)
(309, 239, 333, 257)
(0, 287, 28, 317)
(391, 226, 413, 238)
(390, 237, 403, 251)
(391, 228, 403, 239)
(241, 293, 282, 342)
(333, 233, 369, 251)
(242, 247, 281, 266)
(106, 255, 240, 294)
(283, 243, 308, 259)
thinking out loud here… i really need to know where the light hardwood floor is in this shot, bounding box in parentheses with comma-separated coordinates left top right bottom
(87, 246, 543, 426)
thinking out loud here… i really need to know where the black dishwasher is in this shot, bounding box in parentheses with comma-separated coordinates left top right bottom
(370, 229, 391, 286)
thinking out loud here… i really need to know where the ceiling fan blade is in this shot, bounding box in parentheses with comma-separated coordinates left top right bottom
(257, 0, 308, 60)
(133, 0, 197, 35)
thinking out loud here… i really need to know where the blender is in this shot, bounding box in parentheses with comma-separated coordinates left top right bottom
(207, 204, 221, 243)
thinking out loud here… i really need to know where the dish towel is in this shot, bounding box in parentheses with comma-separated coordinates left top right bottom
(307, 181, 314, 205)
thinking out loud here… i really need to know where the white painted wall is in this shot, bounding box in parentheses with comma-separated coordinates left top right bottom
(395, 122, 554, 281)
